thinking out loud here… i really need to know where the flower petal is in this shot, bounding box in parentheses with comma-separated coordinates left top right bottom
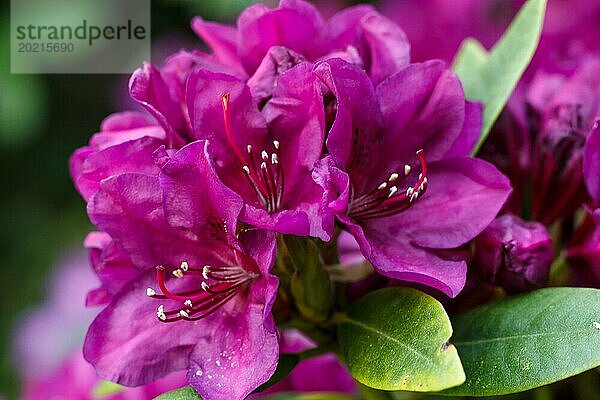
(344, 216, 467, 297)
(159, 140, 243, 245)
(366, 157, 511, 250)
(187, 275, 279, 400)
(376, 60, 467, 164)
(83, 268, 213, 386)
(237, 0, 324, 74)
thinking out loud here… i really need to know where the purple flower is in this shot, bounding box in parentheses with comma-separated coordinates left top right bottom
(183, 62, 330, 238)
(70, 111, 166, 201)
(473, 214, 553, 292)
(529, 58, 600, 224)
(314, 58, 512, 297)
(83, 141, 280, 400)
(13, 252, 187, 400)
(192, 0, 410, 84)
(22, 353, 186, 400)
(255, 329, 357, 397)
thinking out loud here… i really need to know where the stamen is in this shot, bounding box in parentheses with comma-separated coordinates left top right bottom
(348, 149, 428, 221)
(151, 263, 256, 323)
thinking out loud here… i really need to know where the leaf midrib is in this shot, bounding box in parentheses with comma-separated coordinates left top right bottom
(342, 317, 432, 364)
(455, 327, 598, 347)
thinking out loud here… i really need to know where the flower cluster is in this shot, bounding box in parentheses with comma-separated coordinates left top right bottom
(67, 0, 600, 399)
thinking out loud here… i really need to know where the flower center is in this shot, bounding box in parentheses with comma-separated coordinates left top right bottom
(146, 261, 257, 323)
(348, 150, 428, 221)
(221, 93, 285, 213)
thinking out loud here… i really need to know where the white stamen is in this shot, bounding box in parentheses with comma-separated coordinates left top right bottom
(377, 182, 387, 190)
(201, 282, 211, 292)
(260, 161, 267, 169)
(273, 140, 280, 149)
(202, 265, 210, 280)
(261, 150, 269, 160)
(173, 269, 184, 278)
(180, 261, 189, 272)
(410, 192, 419, 202)
(246, 145, 252, 154)
(157, 305, 166, 321)
(418, 173, 423, 179)
(404, 165, 411, 175)
(184, 299, 193, 308)
(406, 187, 415, 196)
(146, 288, 156, 297)
(179, 310, 190, 318)
(271, 153, 278, 164)
(388, 173, 399, 182)
(242, 165, 250, 174)
(388, 186, 398, 198)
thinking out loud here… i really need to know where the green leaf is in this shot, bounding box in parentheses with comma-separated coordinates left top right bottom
(259, 393, 357, 400)
(93, 380, 124, 397)
(153, 386, 201, 400)
(337, 287, 465, 391)
(443, 287, 600, 396)
(254, 353, 301, 393)
(452, 0, 546, 154)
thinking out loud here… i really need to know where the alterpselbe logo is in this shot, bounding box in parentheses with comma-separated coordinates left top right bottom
(11, 0, 150, 73)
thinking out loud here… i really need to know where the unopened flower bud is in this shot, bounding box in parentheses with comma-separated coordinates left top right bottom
(473, 214, 553, 292)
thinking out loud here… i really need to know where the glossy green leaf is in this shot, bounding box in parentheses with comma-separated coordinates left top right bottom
(153, 386, 201, 400)
(93, 380, 124, 397)
(337, 287, 465, 391)
(259, 393, 356, 400)
(452, 0, 546, 154)
(443, 287, 600, 396)
(254, 353, 301, 393)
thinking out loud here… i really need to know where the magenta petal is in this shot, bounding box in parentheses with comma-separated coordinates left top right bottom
(584, 123, 600, 204)
(358, 12, 410, 85)
(191, 17, 245, 76)
(75, 137, 163, 201)
(247, 46, 306, 105)
(87, 173, 215, 270)
(373, 157, 511, 250)
(344, 217, 467, 297)
(260, 61, 325, 191)
(376, 61, 466, 163)
(83, 269, 209, 386)
(129, 63, 187, 147)
(445, 101, 483, 158)
(159, 140, 243, 244)
(314, 59, 383, 193)
(237, 0, 324, 74)
(187, 275, 279, 400)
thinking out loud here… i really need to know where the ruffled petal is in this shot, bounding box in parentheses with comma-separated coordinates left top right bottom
(343, 216, 467, 297)
(237, 0, 324, 74)
(363, 157, 511, 250)
(376, 60, 466, 164)
(83, 268, 215, 386)
(187, 274, 279, 400)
